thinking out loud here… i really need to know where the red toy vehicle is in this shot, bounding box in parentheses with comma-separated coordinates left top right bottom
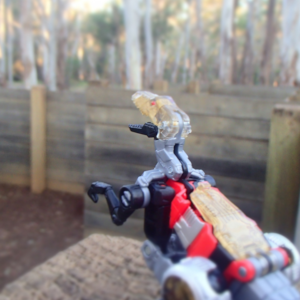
(88, 91, 300, 300)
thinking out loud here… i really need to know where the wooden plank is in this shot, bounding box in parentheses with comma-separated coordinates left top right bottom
(0, 88, 30, 100)
(263, 104, 300, 240)
(0, 121, 29, 136)
(47, 101, 85, 118)
(47, 138, 84, 161)
(47, 126, 84, 140)
(0, 174, 30, 186)
(30, 86, 46, 193)
(0, 109, 29, 123)
(0, 134, 29, 148)
(85, 123, 268, 162)
(47, 90, 85, 104)
(85, 160, 264, 202)
(0, 163, 29, 176)
(213, 175, 264, 202)
(208, 84, 295, 99)
(87, 106, 270, 140)
(86, 87, 279, 119)
(47, 180, 84, 194)
(85, 141, 266, 182)
(0, 149, 29, 165)
(47, 157, 84, 183)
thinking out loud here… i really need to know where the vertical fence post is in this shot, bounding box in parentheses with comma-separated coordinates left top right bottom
(263, 104, 300, 240)
(30, 86, 46, 193)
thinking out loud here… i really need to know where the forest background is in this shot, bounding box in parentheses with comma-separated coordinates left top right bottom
(0, 0, 299, 91)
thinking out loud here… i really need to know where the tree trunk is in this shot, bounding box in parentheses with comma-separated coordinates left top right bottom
(182, 11, 191, 85)
(240, 0, 256, 85)
(189, 47, 196, 81)
(0, 0, 6, 86)
(195, 0, 205, 81)
(48, 0, 57, 91)
(171, 32, 184, 83)
(124, 0, 142, 90)
(144, 0, 153, 88)
(231, 0, 239, 84)
(219, 0, 235, 84)
(260, 0, 277, 85)
(280, 0, 300, 86)
(6, 0, 13, 87)
(21, 0, 37, 89)
(155, 40, 161, 79)
(56, 0, 69, 90)
(108, 43, 116, 84)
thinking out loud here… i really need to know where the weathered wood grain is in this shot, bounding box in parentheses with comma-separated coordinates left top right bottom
(87, 106, 271, 140)
(47, 158, 84, 183)
(208, 84, 295, 99)
(47, 90, 85, 104)
(0, 88, 30, 100)
(0, 174, 30, 186)
(86, 87, 282, 119)
(47, 180, 84, 194)
(0, 234, 160, 300)
(263, 104, 300, 239)
(47, 138, 84, 161)
(85, 142, 266, 182)
(85, 123, 268, 162)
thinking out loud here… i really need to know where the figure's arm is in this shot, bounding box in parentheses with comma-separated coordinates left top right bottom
(88, 181, 146, 226)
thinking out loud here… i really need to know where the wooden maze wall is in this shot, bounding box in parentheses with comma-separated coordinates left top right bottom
(0, 85, 295, 224)
(0, 88, 85, 194)
(84, 86, 293, 222)
(0, 89, 31, 186)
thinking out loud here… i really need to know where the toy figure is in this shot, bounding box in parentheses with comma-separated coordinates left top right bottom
(88, 91, 300, 300)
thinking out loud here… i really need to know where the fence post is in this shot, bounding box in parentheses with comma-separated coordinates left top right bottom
(30, 86, 46, 193)
(262, 103, 300, 240)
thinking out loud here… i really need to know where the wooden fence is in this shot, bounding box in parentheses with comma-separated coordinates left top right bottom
(0, 87, 85, 194)
(84, 85, 295, 223)
(0, 84, 298, 236)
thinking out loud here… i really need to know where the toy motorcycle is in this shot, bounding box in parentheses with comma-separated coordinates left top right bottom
(88, 91, 300, 300)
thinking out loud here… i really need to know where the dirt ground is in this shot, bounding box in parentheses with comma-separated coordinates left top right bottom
(0, 183, 84, 291)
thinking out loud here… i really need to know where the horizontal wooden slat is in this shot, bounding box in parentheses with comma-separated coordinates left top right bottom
(85, 124, 268, 162)
(208, 84, 295, 99)
(0, 121, 29, 136)
(0, 134, 29, 148)
(85, 142, 266, 182)
(47, 179, 84, 194)
(47, 90, 85, 104)
(87, 106, 270, 140)
(47, 101, 85, 117)
(0, 149, 29, 165)
(0, 173, 30, 186)
(0, 163, 29, 176)
(86, 87, 281, 119)
(47, 158, 84, 183)
(0, 109, 29, 123)
(0, 88, 30, 100)
(47, 138, 84, 161)
(85, 160, 264, 202)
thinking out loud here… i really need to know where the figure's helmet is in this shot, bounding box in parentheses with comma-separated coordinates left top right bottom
(132, 91, 192, 140)
(130, 91, 193, 181)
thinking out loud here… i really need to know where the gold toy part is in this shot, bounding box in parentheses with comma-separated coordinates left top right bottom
(190, 182, 270, 260)
(132, 91, 192, 140)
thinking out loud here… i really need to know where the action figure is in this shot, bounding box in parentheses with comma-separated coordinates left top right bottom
(88, 91, 300, 300)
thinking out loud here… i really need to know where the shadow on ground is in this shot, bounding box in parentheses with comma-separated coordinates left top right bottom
(0, 184, 84, 290)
